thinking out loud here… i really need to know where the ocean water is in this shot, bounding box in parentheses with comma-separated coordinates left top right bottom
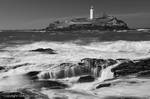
(1, 31, 150, 98)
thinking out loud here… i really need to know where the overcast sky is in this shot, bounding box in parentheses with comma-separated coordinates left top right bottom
(0, 0, 150, 29)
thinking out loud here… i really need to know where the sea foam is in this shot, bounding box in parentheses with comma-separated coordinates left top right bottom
(0, 41, 150, 77)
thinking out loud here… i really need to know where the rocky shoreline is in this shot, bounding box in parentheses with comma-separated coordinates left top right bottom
(38, 58, 150, 80)
(1, 57, 150, 98)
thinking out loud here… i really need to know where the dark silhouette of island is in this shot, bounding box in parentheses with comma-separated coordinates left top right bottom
(45, 16, 128, 31)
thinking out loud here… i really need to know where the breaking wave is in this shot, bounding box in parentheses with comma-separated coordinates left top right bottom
(3, 40, 150, 53)
(0, 40, 150, 76)
(83, 40, 150, 53)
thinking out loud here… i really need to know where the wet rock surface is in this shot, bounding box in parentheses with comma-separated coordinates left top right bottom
(102, 96, 148, 99)
(0, 63, 32, 73)
(24, 71, 41, 80)
(38, 58, 117, 79)
(112, 58, 150, 77)
(1, 57, 150, 99)
(31, 48, 56, 54)
(96, 83, 111, 89)
(0, 89, 49, 99)
(78, 75, 95, 83)
(0, 91, 25, 99)
(37, 57, 150, 92)
(0, 66, 5, 70)
(94, 78, 143, 90)
(32, 80, 69, 90)
(136, 70, 150, 78)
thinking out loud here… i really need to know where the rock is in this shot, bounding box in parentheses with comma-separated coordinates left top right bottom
(52, 95, 68, 99)
(112, 58, 150, 77)
(80, 58, 117, 77)
(38, 57, 150, 80)
(81, 58, 117, 69)
(111, 60, 136, 77)
(38, 59, 117, 79)
(31, 48, 56, 54)
(33, 80, 69, 89)
(0, 66, 5, 70)
(0, 63, 31, 73)
(0, 89, 49, 99)
(24, 71, 41, 80)
(20, 88, 50, 99)
(26, 71, 41, 77)
(78, 75, 95, 83)
(103, 96, 147, 99)
(38, 63, 79, 79)
(0, 91, 25, 99)
(136, 70, 150, 78)
(96, 83, 111, 89)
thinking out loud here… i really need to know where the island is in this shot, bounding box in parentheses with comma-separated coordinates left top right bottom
(45, 16, 128, 32)
(45, 6, 128, 32)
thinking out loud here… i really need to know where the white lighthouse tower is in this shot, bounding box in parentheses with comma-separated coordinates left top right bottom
(90, 6, 94, 20)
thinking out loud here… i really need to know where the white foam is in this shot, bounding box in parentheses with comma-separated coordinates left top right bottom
(98, 61, 121, 82)
(0, 41, 150, 77)
(83, 41, 150, 53)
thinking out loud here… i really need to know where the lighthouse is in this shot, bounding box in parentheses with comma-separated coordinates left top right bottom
(90, 6, 94, 20)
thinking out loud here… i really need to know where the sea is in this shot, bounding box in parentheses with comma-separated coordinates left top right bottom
(0, 30, 150, 99)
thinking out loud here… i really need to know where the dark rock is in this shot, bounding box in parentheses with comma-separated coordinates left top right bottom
(19, 88, 49, 99)
(0, 89, 49, 99)
(103, 96, 147, 99)
(11, 63, 31, 70)
(33, 80, 69, 89)
(81, 58, 117, 69)
(31, 48, 56, 54)
(0, 66, 5, 70)
(116, 58, 131, 62)
(134, 58, 150, 70)
(96, 83, 111, 89)
(78, 75, 95, 83)
(112, 58, 150, 77)
(26, 71, 41, 77)
(111, 60, 136, 77)
(0, 92, 25, 99)
(24, 71, 41, 80)
(136, 70, 150, 77)
(0, 63, 31, 73)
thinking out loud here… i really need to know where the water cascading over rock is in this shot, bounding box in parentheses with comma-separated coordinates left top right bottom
(38, 58, 117, 80)
(38, 57, 150, 82)
(98, 61, 121, 82)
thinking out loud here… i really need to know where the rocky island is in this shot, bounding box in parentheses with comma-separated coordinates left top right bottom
(45, 6, 128, 32)
(45, 16, 128, 31)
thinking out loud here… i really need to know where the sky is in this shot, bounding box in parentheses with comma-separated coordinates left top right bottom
(0, 0, 150, 29)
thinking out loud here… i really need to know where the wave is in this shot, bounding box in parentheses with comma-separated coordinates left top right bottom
(3, 40, 150, 53)
(83, 40, 150, 53)
(1, 41, 150, 65)
(0, 40, 150, 76)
